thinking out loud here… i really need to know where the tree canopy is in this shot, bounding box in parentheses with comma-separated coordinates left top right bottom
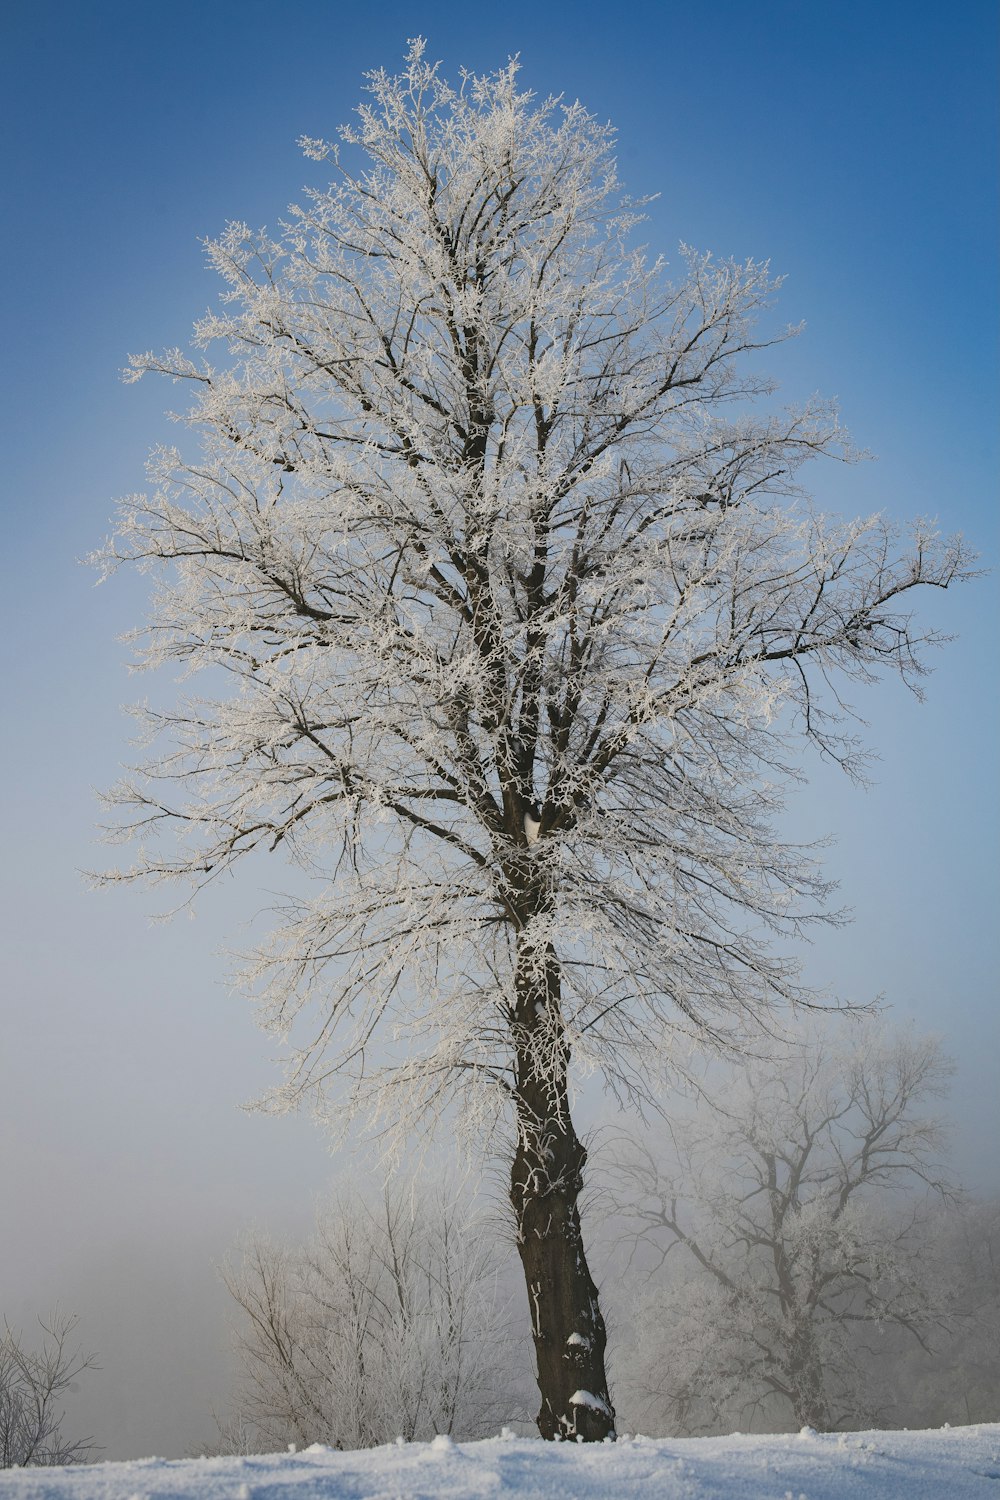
(98, 43, 973, 1439)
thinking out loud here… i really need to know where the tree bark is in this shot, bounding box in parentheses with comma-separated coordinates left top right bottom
(508, 929, 615, 1441)
(786, 1318, 830, 1431)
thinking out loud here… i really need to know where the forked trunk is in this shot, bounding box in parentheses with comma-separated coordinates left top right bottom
(508, 931, 615, 1441)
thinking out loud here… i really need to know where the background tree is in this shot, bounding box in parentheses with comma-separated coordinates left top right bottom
(96, 43, 973, 1439)
(871, 1195, 1000, 1428)
(605, 1021, 959, 1434)
(0, 1313, 97, 1467)
(217, 1183, 525, 1451)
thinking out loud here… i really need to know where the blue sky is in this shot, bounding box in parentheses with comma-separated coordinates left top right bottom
(1, 0, 997, 1460)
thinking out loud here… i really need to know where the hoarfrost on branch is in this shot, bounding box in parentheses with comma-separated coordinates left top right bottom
(95, 41, 974, 1441)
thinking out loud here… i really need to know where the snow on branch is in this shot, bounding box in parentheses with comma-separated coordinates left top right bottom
(97, 47, 976, 1149)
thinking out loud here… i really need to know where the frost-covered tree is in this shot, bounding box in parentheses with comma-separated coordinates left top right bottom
(874, 1195, 1000, 1428)
(606, 1023, 958, 1434)
(96, 43, 973, 1440)
(218, 1184, 523, 1451)
(0, 1314, 97, 1467)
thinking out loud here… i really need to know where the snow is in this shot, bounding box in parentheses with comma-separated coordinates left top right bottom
(569, 1389, 611, 1414)
(1, 1427, 998, 1500)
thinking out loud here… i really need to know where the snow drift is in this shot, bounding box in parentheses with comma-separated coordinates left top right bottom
(1, 1425, 999, 1499)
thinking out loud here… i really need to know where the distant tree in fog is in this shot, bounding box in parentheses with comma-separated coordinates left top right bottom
(606, 1022, 961, 1434)
(876, 1195, 1000, 1427)
(218, 1183, 525, 1451)
(0, 1312, 97, 1467)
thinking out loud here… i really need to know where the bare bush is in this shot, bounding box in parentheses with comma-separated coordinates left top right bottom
(0, 1313, 97, 1467)
(218, 1183, 526, 1450)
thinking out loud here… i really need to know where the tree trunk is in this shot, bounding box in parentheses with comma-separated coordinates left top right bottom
(508, 931, 615, 1441)
(787, 1320, 830, 1431)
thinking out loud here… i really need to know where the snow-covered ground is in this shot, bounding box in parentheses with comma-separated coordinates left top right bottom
(2, 1426, 998, 1500)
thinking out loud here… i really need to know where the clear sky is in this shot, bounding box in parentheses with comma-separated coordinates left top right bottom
(1, 0, 997, 1462)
